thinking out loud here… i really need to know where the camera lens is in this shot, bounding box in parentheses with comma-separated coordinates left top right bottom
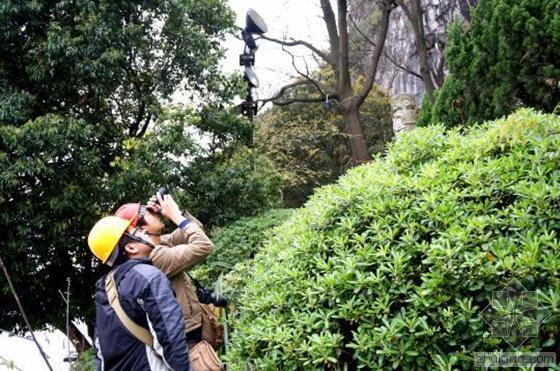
(210, 293, 228, 308)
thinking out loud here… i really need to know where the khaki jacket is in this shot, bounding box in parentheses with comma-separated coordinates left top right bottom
(149, 214, 214, 333)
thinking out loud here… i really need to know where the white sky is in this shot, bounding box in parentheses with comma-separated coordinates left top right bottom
(222, 0, 329, 103)
(0, 328, 74, 371)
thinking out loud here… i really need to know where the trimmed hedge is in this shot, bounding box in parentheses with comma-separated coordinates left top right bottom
(192, 208, 294, 286)
(225, 109, 560, 369)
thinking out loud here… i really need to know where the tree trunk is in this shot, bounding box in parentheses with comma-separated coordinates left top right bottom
(410, 0, 435, 101)
(341, 97, 370, 165)
(396, 0, 436, 102)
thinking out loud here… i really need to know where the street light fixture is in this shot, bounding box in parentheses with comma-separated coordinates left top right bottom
(241, 9, 268, 52)
(243, 66, 260, 88)
(238, 9, 267, 121)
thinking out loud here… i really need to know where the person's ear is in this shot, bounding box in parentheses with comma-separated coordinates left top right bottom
(124, 243, 139, 255)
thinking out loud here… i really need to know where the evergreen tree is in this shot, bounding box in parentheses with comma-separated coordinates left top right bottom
(419, 0, 560, 127)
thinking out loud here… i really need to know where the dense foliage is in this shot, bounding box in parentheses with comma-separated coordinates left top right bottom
(418, 0, 560, 127)
(186, 147, 284, 228)
(192, 208, 294, 287)
(109, 105, 281, 229)
(1, 114, 110, 333)
(0, 0, 236, 132)
(226, 109, 560, 369)
(256, 81, 392, 207)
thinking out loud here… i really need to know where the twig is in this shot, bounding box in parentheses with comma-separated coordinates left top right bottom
(0, 256, 54, 371)
(259, 80, 314, 104)
(259, 34, 333, 65)
(281, 46, 329, 97)
(0, 354, 24, 371)
(382, 51, 423, 80)
(349, 14, 377, 48)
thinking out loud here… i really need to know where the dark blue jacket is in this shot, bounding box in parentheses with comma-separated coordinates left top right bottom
(93, 258, 190, 370)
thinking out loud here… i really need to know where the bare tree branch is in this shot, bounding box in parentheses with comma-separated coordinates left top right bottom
(282, 45, 330, 97)
(259, 34, 333, 65)
(273, 95, 338, 106)
(259, 80, 316, 104)
(260, 78, 339, 105)
(383, 50, 423, 80)
(349, 14, 377, 48)
(357, 1, 392, 106)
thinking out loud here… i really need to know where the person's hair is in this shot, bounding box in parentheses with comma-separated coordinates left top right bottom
(117, 234, 131, 249)
(111, 235, 132, 266)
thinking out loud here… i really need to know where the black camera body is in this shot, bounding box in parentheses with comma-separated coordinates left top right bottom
(154, 187, 168, 205)
(196, 286, 228, 308)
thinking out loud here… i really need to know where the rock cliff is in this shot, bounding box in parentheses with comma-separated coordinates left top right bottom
(350, 0, 477, 104)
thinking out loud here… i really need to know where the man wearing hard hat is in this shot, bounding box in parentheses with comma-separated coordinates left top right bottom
(88, 216, 190, 371)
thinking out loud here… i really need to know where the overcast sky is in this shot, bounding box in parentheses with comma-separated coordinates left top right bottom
(222, 0, 329, 102)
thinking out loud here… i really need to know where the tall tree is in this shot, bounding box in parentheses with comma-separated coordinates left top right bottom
(0, 0, 235, 135)
(260, 0, 393, 165)
(255, 68, 393, 207)
(393, 0, 436, 101)
(0, 0, 238, 345)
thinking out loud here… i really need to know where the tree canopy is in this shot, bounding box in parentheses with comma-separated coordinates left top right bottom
(0, 0, 281, 338)
(0, 0, 236, 134)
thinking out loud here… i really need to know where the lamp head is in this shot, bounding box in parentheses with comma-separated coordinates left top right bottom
(245, 9, 268, 35)
(241, 9, 268, 51)
(243, 66, 260, 88)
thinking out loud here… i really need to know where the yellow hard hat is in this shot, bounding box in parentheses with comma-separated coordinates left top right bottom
(88, 216, 133, 264)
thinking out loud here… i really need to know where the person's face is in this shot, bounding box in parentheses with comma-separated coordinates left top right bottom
(137, 206, 165, 236)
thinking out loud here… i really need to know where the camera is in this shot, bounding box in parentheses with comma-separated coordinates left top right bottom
(154, 187, 168, 205)
(196, 286, 228, 308)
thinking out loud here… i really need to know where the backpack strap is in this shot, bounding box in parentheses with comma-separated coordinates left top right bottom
(105, 270, 154, 348)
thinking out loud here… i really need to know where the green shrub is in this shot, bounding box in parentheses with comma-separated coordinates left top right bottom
(74, 349, 95, 370)
(225, 109, 560, 369)
(192, 208, 294, 286)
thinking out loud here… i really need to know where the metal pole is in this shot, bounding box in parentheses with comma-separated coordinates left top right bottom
(65, 278, 71, 362)
(0, 255, 54, 371)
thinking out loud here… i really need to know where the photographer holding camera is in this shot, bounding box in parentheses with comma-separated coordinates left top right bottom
(114, 189, 224, 371)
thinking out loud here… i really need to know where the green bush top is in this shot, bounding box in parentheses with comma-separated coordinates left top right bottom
(226, 109, 560, 369)
(193, 208, 294, 286)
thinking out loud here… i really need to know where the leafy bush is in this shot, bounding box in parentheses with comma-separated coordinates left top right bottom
(419, 0, 560, 128)
(226, 109, 560, 369)
(192, 208, 294, 286)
